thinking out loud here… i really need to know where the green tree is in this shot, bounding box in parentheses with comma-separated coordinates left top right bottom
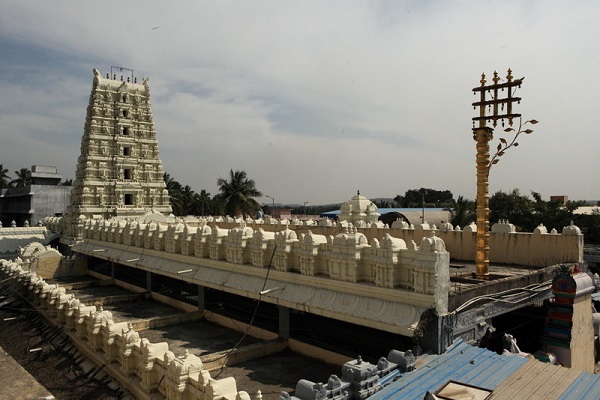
(490, 189, 534, 231)
(217, 169, 262, 217)
(163, 172, 184, 215)
(0, 164, 11, 189)
(530, 192, 585, 232)
(449, 196, 475, 228)
(374, 200, 393, 208)
(61, 179, 73, 186)
(575, 208, 600, 245)
(180, 185, 196, 216)
(10, 167, 31, 188)
(395, 188, 453, 208)
(193, 189, 211, 216)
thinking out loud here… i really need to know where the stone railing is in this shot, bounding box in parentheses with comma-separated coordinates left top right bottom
(45, 213, 581, 268)
(0, 226, 55, 257)
(68, 217, 449, 305)
(0, 260, 260, 400)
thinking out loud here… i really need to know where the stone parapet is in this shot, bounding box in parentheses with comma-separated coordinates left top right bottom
(0, 259, 261, 400)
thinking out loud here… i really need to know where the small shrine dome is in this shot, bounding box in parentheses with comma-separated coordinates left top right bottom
(338, 191, 381, 225)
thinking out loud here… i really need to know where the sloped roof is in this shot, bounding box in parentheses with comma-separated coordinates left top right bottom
(560, 371, 600, 400)
(494, 357, 600, 400)
(370, 338, 600, 400)
(320, 208, 451, 226)
(369, 339, 528, 400)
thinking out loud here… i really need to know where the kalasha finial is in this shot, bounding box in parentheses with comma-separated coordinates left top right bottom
(492, 71, 500, 84)
(357, 190, 360, 196)
(506, 68, 513, 82)
(480, 73, 486, 86)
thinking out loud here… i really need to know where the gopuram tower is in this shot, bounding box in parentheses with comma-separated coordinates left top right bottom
(60, 68, 172, 245)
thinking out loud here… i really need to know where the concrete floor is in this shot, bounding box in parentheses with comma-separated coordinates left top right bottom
(0, 345, 54, 400)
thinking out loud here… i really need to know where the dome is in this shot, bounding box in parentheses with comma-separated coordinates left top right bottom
(562, 221, 581, 236)
(338, 191, 381, 225)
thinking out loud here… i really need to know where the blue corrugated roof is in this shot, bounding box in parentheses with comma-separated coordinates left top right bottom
(319, 208, 446, 218)
(369, 339, 528, 400)
(560, 371, 600, 400)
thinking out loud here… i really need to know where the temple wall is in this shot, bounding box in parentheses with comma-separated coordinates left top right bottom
(206, 219, 582, 267)
(51, 216, 450, 315)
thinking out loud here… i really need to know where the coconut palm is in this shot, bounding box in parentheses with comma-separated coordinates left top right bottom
(10, 167, 31, 188)
(449, 196, 475, 229)
(163, 172, 184, 215)
(0, 164, 11, 189)
(217, 169, 262, 217)
(192, 189, 211, 216)
(180, 185, 196, 216)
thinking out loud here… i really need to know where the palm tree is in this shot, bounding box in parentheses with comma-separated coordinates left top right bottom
(217, 169, 262, 217)
(449, 196, 475, 228)
(0, 164, 11, 189)
(180, 185, 196, 216)
(211, 194, 225, 216)
(193, 189, 211, 216)
(11, 167, 31, 188)
(163, 172, 184, 215)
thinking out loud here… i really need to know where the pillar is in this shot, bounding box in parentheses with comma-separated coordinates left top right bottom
(473, 126, 493, 279)
(197, 285, 205, 312)
(541, 267, 595, 372)
(278, 306, 290, 339)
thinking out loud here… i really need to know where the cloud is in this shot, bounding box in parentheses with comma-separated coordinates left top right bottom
(1, 1, 599, 204)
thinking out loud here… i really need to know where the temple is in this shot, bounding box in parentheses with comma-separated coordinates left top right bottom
(0, 69, 596, 400)
(60, 69, 171, 245)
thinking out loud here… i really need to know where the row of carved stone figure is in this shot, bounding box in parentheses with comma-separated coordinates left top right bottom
(0, 260, 263, 400)
(56, 216, 448, 293)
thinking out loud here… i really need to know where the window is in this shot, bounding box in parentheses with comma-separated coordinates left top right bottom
(124, 194, 133, 205)
(122, 127, 130, 135)
(123, 147, 131, 156)
(124, 169, 132, 180)
(122, 109, 129, 118)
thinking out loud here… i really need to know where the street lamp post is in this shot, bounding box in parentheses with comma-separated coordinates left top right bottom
(471, 69, 524, 280)
(303, 201, 308, 216)
(265, 195, 275, 216)
(421, 189, 427, 223)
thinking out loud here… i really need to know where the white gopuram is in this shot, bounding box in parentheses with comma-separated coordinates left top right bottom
(61, 69, 172, 245)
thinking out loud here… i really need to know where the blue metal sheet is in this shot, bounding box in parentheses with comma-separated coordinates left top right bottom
(319, 208, 446, 218)
(559, 371, 600, 400)
(369, 339, 528, 400)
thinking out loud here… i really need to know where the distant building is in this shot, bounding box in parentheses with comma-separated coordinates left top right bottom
(0, 165, 71, 227)
(273, 209, 292, 219)
(551, 195, 569, 205)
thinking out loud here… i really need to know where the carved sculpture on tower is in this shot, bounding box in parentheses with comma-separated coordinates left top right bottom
(61, 68, 172, 245)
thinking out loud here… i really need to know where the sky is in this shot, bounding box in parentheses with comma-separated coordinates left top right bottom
(1, 1, 599, 206)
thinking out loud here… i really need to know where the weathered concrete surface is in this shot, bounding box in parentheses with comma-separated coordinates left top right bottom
(0, 345, 53, 400)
